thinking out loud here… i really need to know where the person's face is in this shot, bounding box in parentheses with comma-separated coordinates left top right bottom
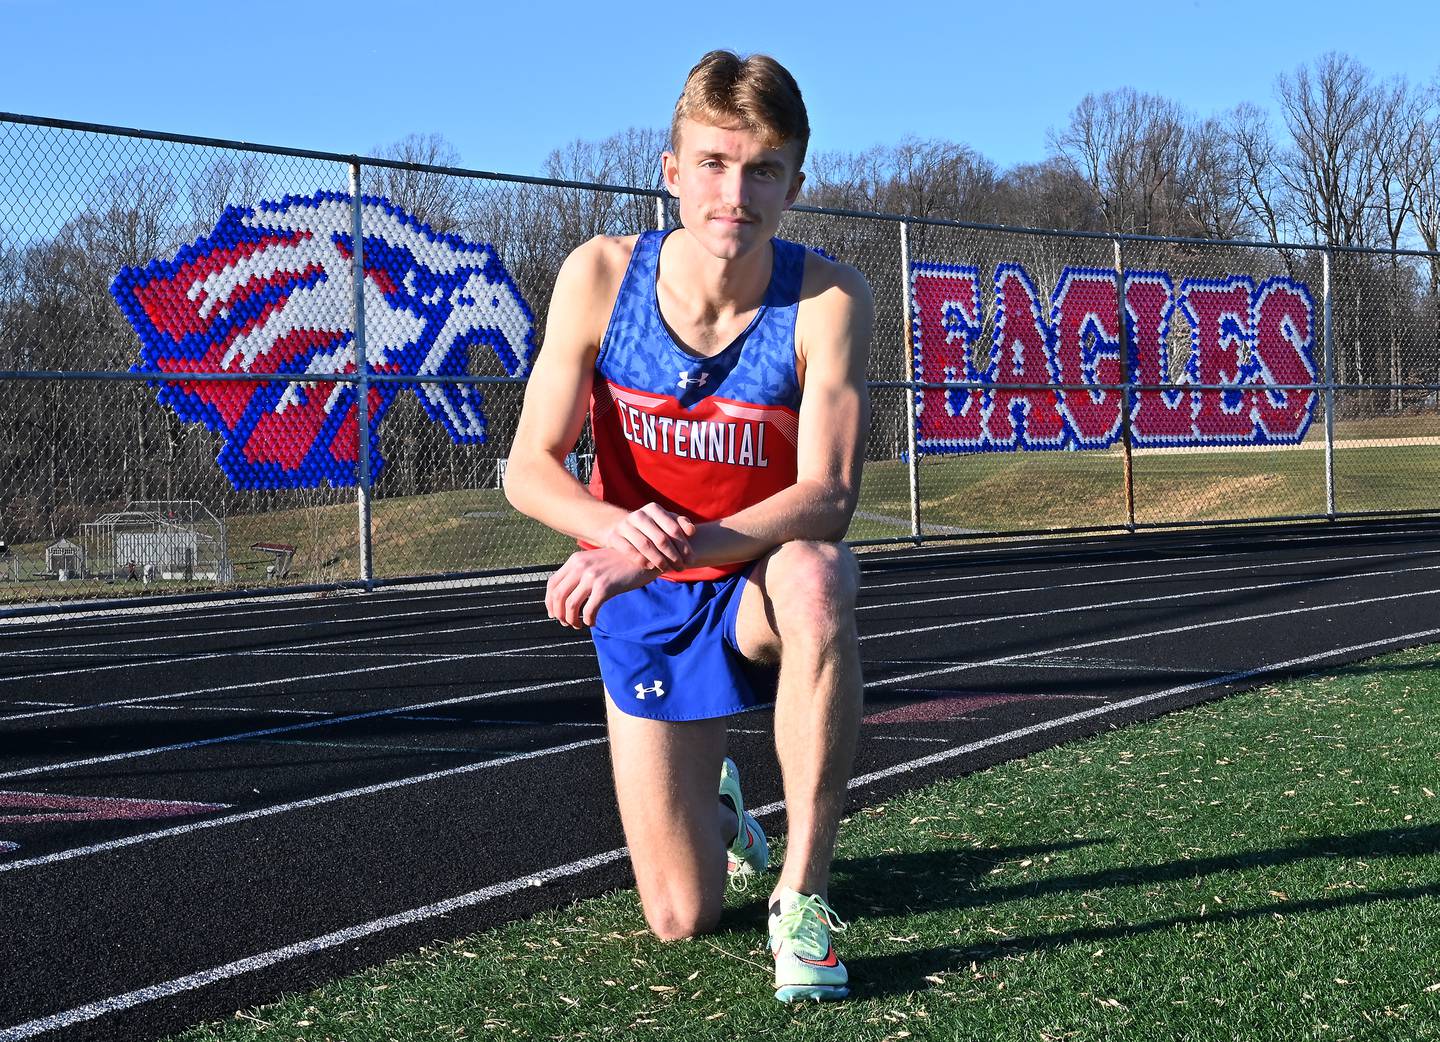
(663, 119, 805, 261)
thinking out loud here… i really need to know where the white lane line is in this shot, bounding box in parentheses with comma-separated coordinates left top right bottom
(10, 579, 1438, 863)
(865, 523, 1440, 567)
(0, 633, 592, 722)
(0, 576, 552, 633)
(185, 707, 336, 717)
(859, 561, 1440, 644)
(245, 739, 489, 756)
(859, 536, 1440, 595)
(0, 735, 610, 877)
(0, 600, 550, 686)
(0, 676, 599, 782)
(866, 735, 951, 744)
(849, 624, 1440, 785)
(868, 587, 1440, 689)
(10, 701, 72, 708)
(32, 552, 1425, 697)
(10, 621, 1438, 1042)
(859, 547, 1440, 608)
(0, 841, 628, 1042)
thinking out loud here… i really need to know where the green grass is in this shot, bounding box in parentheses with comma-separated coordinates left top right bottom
(847, 445, 1439, 540)
(172, 644, 1440, 1042)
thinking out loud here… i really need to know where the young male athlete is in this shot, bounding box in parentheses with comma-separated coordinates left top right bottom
(505, 50, 873, 1002)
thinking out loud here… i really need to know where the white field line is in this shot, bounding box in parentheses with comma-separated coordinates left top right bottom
(3, 594, 545, 663)
(868, 522, 1440, 567)
(858, 546, 1440, 611)
(0, 735, 614, 877)
(0, 630, 590, 721)
(6, 621, 1439, 1042)
(7, 552, 1438, 729)
(3, 650, 447, 663)
(859, 545, 1252, 594)
(858, 561, 1440, 645)
(858, 537, 1440, 595)
(15, 544, 1430, 697)
(0, 610, 567, 699)
(1131, 435, 1440, 454)
(867, 586, 1440, 689)
(0, 676, 599, 782)
(8, 578, 1440, 863)
(0, 574, 552, 632)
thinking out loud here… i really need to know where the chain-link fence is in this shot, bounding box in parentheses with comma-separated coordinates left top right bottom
(2, 112, 1438, 612)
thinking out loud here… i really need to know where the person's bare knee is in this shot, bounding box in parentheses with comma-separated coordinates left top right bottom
(641, 890, 723, 942)
(765, 541, 858, 641)
(605, 704, 729, 941)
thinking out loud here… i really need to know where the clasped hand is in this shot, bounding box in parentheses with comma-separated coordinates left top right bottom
(545, 504, 697, 628)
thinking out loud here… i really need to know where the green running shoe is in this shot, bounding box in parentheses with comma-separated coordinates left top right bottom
(769, 888, 850, 1002)
(719, 756, 768, 885)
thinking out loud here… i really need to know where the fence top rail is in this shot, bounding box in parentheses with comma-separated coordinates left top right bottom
(5, 110, 1439, 262)
(0, 110, 667, 198)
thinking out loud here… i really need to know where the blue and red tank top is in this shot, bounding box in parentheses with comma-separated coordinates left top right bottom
(586, 229, 806, 581)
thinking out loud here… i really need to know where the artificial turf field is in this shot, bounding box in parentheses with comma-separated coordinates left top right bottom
(168, 643, 1440, 1042)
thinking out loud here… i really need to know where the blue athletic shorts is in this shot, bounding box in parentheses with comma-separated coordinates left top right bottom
(590, 566, 776, 722)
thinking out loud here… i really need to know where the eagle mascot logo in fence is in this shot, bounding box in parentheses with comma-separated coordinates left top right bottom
(110, 192, 537, 489)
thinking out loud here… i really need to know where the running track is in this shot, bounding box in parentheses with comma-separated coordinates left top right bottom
(4, 518, 1440, 1041)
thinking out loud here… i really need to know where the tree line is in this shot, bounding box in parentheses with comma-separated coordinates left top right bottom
(0, 51, 1436, 547)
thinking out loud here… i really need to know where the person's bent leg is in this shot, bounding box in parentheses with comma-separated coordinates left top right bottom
(735, 540, 863, 900)
(604, 698, 734, 941)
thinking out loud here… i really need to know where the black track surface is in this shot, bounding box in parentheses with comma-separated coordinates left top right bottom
(4, 518, 1440, 1042)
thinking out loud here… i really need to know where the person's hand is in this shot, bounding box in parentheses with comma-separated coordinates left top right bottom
(545, 548, 657, 628)
(601, 502, 697, 572)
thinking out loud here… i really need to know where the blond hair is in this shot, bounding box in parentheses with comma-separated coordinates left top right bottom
(670, 50, 810, 169)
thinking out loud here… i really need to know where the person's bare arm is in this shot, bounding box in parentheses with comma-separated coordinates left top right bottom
(504, 237, 695, 574)
(683, 259, 874, 566)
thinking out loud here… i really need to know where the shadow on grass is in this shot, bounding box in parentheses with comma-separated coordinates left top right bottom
(828, 822, 1440, 1000)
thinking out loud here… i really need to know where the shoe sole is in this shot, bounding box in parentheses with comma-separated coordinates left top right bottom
(774, 984, 850, 1003)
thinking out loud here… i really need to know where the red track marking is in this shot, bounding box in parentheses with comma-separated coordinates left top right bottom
(0, 791, 229, 826)
(864, 691, 1098, 725)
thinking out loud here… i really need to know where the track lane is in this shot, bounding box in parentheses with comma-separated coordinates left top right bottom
(4, 519, 1440, 1041)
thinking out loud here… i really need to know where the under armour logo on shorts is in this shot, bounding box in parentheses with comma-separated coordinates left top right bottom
(677, 370, 709, 389)
(634, 680, 666, 700)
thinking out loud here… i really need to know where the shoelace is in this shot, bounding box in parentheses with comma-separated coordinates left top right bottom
(776, 894, 849, 957)
(726, 862, 753, 893)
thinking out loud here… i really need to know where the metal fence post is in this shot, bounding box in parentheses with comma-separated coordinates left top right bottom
(1323, 248, 1336, 519)
(1114, 237, 1136, 531)
(899, 221, 922, 544)
(349, 161, 375, 587)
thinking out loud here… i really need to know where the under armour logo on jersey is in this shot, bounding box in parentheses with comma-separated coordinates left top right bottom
(677, 370, 709, 389)
(634, 680, 666, 700)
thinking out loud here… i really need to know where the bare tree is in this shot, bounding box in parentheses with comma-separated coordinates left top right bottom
(1407, 81, 1440, 393)
(1409, 83, 1440, 279)
(1274, 53, 1384, 248)
(364, 132, 472, 232)
(1183, 116, 1254, 241)
(186, 154, 271, 236)
(1226, 102, 1288, 244)
(542, 126, 667, 240)
(805, 137, 999, 223)
(1273, 53, 1388, 391)
(1365, 78, 1429, 405)
(1049, 88, 1193, 235)
(992, 158, 1104, 232)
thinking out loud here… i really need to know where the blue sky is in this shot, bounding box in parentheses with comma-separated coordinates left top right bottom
(2, 0, 1438, 178)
